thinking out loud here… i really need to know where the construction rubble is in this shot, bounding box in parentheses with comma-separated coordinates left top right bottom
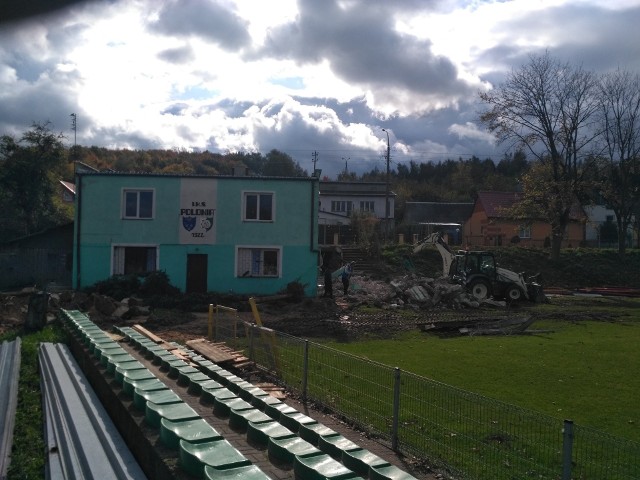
(342, 273, 507, 310)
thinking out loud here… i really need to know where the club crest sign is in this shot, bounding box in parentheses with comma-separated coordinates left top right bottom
(179, 179, 217, 244)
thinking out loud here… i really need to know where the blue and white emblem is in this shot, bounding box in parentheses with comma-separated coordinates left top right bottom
(182, 216, 196, 231)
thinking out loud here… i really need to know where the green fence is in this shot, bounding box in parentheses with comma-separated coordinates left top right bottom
(210, 312, 640, 480)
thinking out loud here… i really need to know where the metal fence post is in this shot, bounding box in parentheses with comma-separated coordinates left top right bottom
(248, 324, 255, 362)
(302, 340, 309, 403)
(392, 367, 401, 451)
(562, 419, 574, 480)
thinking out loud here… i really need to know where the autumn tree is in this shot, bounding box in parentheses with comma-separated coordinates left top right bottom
(479, 51, 599, 259)
(596, 68, 640, 254)
(0, 122, 70, 241)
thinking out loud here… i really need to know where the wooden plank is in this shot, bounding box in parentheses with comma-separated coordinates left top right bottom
(186, 338, 236, 364)
(132, 324, 164, 343)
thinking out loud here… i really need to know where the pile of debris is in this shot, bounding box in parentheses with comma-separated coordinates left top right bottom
(346, 273, 507, 310)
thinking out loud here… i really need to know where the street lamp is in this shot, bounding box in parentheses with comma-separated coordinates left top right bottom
(382, 128, 390, 242)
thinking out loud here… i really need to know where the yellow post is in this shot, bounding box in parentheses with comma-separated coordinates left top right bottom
(248, 297, 280, 373)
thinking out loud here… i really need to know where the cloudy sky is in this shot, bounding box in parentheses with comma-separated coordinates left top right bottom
(1, 0, 640, 178)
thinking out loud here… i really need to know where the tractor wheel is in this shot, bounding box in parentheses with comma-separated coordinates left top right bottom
(468, 279, 491, 301)
(506, 285, 523, 302)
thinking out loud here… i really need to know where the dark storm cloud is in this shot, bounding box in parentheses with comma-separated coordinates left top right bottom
(150, 0, 250, 51)
(257, 0, 474, 102)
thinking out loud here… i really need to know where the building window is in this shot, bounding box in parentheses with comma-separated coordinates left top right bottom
(123, 189, 154, 219)
(519, 225, 531, 239)
(236, 247, 280, 277)
(113, 246, 158, 275)
(331, 201, 352, 214)
(244, 192, 273, 221)
(360, 201, 375, 212)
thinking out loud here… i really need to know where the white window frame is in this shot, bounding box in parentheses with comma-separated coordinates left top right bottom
(360, 201, 375, 213)
(111, 244, 159, 275)
(519, 225, 531, 239)
(243, 191, 275, 222)
(236, 246, 281, 278)
(331, 200, 353, 214)
(122, 188, 155, 219)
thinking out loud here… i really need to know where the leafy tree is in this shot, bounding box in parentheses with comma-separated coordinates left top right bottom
(596, 68, 640, 254)
(0, 122, 70, 241)
(479, 51, 599, 259)
(263, 149, 307, 177)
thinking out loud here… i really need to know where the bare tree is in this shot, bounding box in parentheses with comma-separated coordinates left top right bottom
(479, 51, 599, 259)
(597, 69, 640, 254)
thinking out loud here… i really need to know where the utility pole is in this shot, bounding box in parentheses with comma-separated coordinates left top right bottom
(70, 113, 77, 161)
(312, 150, 319, 173)
(382, 128, 391, 242)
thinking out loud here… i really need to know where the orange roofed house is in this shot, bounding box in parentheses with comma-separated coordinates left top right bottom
(464, 191, 585, 248)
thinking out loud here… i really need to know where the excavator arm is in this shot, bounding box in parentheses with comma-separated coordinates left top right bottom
(413, 232, 456, 277)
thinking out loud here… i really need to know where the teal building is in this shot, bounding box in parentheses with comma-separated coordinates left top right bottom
(73, 172, 319, 296)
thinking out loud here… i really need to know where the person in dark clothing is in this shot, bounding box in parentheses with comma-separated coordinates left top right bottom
(341, 262, 353, 295)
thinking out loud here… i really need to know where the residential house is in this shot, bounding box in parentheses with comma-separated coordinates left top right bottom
(0, 222, 74, 289)
(583, 205, 636, 248)
(402, 202, 474, 245)
(318, 181, 396, 245)
(464, 191, 585, 248)
(73, 172, 319, 296)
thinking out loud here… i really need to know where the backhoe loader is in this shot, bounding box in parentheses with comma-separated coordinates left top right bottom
(413, 232, 543, 302)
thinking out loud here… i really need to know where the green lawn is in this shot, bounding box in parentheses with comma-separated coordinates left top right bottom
(323, 296, 640, 442)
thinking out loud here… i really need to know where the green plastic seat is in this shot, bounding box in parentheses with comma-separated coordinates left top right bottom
(279, 411, 318, 433)
(169, 364, 199, 379)
(107, 357, 144, 375)
(179, 371, 210, 387)
(179, 439, 251, 478)
(133, 387, 181, 411)
(267, 436, 322, 464)
(369, 465, 417, 480)
(294, 453, 361, 480)
(98, 350, 130, 367)
(264, 402, 298, 419)
(201, 386, 236, 405)
(145, 401, 200, 428)
(115, 366, 155, 385)
(228, 408, 272, 432)
(237, 386, 270, 403)
(318, 434, 361, 459)
(160, 418, 222, 450)
(187, 378, 223, 396)
(342, 449, 390, 477)
(204, 464, 272, 480)
(251, 394, 282, 411)
(213, 397, 253, 418)
(123, 376, 166, 397)
(246, 421, 296, 447)
(161, 357, 186, 371)
(299, 423, 338, 445)
(227, 380, 253, 394)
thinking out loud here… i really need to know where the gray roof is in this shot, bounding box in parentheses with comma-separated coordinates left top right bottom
(404, 202, 473, 225)
(319, 181, 396, 196)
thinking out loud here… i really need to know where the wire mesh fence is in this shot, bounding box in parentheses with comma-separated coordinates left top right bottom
(210, 306, 640, 480)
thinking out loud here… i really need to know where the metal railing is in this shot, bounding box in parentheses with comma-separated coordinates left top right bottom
(210, 308, 640, 480)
